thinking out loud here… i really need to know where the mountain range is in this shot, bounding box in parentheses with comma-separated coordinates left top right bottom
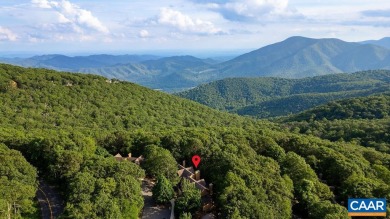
(214, 36, 390, 79)
(361, 37, 390, 49)
(1, 36, 390, 91)
(177, 70, 390, 118)
(0, 54, 161, 71)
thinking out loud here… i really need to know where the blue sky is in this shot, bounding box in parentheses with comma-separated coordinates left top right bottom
(0, 0, 389, 55)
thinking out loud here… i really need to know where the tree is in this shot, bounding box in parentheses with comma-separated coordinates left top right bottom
(309, 200, 348, 219)
(180, 212, 192, 219)
(175, 179, 201, 216)
(0, 144, 38, 218)
(50, 150, 83, 179)
(65, 155, 144, 218)
(341, 173, 378, 198)
(94, 192, 121, 218)
(142, 145, 179, 184)
(152, 175, 175, 204)
(218, 171, 272, 219)
(281, 152, 317, 183)
(68, 172, 96, 203)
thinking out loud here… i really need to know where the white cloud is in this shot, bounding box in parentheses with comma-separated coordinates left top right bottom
(139, 29, 150, 38)
(0, 27, 17, 41)
(31, 0, 52, 9)
(31, 0, 109, 34)
(197, 0, 298, 21)
(57, 12, 71, 23)
(1, 0, 387, 52)
(157, 8, 223, 35)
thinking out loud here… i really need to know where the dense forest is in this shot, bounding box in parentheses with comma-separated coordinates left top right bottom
(280, 94, 390, 153)
(177, 70, 390, 118)
(0, 64, 389, 218)
(0, 144, 38, 218)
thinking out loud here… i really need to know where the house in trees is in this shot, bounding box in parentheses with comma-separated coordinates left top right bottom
(177, 162, 215, 213)
(114, 153, 144, 165)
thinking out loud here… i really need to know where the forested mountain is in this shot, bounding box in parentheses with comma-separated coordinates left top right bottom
(280, 94, 390, 153)
(215, 36, 390, 78)
(80, 55, 214, 91)
(177, 70, 390, 118)
(284, 94, 390, 122)
(0, 64, 250, 131)
(1, 64, 389, 218)
(2, 36, 390, 91)
(0, 54, 161, 71)
(361, 37, 390, 49)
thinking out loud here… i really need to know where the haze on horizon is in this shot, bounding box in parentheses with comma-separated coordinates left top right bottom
(0, 0, 389, 56)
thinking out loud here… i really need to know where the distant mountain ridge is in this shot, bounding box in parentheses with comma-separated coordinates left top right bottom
(1, 36, 390, 91)
(214, 36, 390, 78)
(177, 70, 390, 118)
(360, 37, 390, 49)
(0, 54, 161, 70)
(79, 55, 215, 91)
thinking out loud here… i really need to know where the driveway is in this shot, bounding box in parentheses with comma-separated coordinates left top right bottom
(141, 179, 171, 219)
(36, 179, 64, 219)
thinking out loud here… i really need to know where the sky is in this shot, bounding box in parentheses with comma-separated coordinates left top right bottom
(0, 0, 389, 56)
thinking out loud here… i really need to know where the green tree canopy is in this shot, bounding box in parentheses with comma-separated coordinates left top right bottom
(0, 144, 38, 218)
(142, 145, 179, 184)
(152, 175, 175, 204)
(175, 179, 201, 216)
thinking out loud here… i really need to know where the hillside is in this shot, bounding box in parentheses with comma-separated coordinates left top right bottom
(285, 94, 390, 122)
(2, 36, 390, 91)
(177, 70, 390, 118)
(1, 64, 390, 218)
(235, 86, 390, 118)
(280, 94, 390, 153)
(0, 64, 253, 132)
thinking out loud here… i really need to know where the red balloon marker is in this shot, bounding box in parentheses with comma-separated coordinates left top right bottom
(192, 155, 201, 168)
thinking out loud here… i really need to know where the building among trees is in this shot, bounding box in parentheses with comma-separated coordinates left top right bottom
(177, 162, 215, 213)
(114, 153, 144, 165)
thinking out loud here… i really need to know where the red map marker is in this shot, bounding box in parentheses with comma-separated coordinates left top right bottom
(192, 155, 201, 168)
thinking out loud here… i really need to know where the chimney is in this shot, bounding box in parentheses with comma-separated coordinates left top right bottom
(128, 153, 132, 158)
(209, 183, 213, 195)
(195, 170, 200, 181)
(182, 160, 186, 167)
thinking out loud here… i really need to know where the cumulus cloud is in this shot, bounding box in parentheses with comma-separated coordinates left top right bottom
(31, 0, 109, 34)
(0, 27, 18, 41)
(139, 29, 150, 38)
(192, 0, 298, 22)
(157, 8, 223, 35)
